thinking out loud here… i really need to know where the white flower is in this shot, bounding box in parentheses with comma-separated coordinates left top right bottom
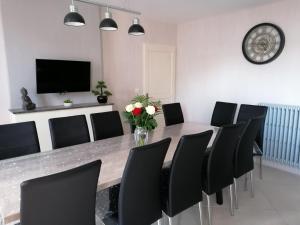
(134, 102, 143, 108)
(146, 105, 156, 115)
(125, 104, 134, 112)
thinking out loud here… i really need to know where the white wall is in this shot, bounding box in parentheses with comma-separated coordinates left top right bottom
(1, 0, 103, 109)
(102, 10, 177, 131)
(177, 0, 300, 124)
(0, 1, 11, 124)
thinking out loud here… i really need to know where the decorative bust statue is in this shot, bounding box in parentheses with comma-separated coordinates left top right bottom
(21, 87, 36, 110)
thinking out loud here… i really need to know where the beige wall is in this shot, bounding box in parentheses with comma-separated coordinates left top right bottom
(1, 0, 103, 109)
(0, 0, 177, 126)
(102, 11, 177, 117)
(0, 1, 11, 124)
(177, 0, 300, 124)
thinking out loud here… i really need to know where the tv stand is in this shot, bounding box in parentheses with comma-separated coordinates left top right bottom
(9, 102, 113, 151)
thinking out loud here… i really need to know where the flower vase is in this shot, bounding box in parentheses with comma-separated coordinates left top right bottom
(134, 127, 149, 146)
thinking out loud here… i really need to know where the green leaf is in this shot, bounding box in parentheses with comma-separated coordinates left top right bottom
(92, 90, 100, 96)
(104, 90, 112, 96)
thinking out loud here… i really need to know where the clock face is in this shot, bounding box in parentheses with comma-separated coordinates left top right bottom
(242, 23, 285, 64)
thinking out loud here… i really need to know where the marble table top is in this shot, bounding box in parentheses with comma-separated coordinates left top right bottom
(0, 123, 217, 224)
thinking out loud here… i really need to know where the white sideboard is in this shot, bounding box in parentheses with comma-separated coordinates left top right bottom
(9, 103, 113, 152)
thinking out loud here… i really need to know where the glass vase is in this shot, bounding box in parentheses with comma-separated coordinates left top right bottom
(134, 126, 149, 146)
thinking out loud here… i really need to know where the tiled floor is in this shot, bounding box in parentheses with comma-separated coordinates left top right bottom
(96, 163, 300, 225)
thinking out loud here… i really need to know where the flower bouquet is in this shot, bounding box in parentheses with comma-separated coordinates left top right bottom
(123, 95, 161, 146)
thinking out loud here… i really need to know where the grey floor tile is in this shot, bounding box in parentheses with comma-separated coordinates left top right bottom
(99, 164, 300, 225)
(276, 209, 300, 225)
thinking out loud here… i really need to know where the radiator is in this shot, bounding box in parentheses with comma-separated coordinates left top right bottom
(261, 103, 300, 168)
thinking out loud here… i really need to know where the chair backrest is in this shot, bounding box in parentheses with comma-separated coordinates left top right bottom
(0, 121, 40, 160)
(210, 101, 237, 127)
(49, 115, 90, 149)
(206, 123, 245, 194)
(236, 104, 268, 150)
(20, 160, 101, 225)
(167, 130, 213, 217)
(118, 138, 171, 225)
(234, 117, 264, 178)
(90, 111, 124, 141)
(162, 103, 184, 126)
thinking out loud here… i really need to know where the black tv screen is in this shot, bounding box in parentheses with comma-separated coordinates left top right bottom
(36, 59, 91, 94)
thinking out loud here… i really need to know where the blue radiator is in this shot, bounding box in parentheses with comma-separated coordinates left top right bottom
(261, 103, 300, 167)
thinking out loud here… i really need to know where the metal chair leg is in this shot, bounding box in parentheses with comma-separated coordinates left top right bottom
(158, 218, 163, 225)
(244, 174, 248, 191)
(168, 216, 172, 225)
(199, 201, 203, 225)
(207, 194, 212, 225)
(259, 156, 263, 179)
(229, 185, 234, 216)
(234, 178, 238, 209)
(250, 170, 255, 198)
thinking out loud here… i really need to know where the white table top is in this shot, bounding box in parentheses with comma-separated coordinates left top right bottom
(0, 122, 217, 224)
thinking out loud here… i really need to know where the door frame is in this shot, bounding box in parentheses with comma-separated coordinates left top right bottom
(143, 43, 176, 102)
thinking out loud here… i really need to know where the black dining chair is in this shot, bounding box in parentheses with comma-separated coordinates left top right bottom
(202, 123, 245, 225)
(20, 160, 101, 225)
(210, 101, 237, 127)
(236, 104, 268, 179)
(162, 103, 184, 126)
(0, 121, 40, 160)
(90, 111, 124, 141)
(49, 115, 90, 149)
(103, 138, 171, 225)
(90, 111, 124, 214)
(160, 131, 213, 225)
(233, 116, 263, 209)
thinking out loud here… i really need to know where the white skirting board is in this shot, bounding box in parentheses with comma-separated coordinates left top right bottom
(261, 159, 300, 176)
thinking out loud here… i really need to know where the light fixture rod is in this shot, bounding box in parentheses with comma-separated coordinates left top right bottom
(74, 0, 141, 15)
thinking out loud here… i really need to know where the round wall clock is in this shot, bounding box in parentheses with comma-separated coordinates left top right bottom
(242, 23, 285, 64)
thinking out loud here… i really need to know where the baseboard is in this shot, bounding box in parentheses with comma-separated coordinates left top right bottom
(262, 159, 300, 176)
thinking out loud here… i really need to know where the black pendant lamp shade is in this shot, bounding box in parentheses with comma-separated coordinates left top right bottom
(100, 11, 118, 31)
(128, 18, 145, 36)
(64, 4, 85, 27)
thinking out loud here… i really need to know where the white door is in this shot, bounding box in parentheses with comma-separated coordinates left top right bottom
(143, 44, 176, 127)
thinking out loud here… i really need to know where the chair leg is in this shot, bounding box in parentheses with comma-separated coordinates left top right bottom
(199, 201, 203, 225)
(234, 178, 238, 209)
(168, 216, 172, 225)
(250, 170, 255, 198)
(244, 174, 248, 191)
(229, 185, 234, 216)
(158, 218, 163, 225)
(259, 156, 263, 180)
(207, 194, 212, 225)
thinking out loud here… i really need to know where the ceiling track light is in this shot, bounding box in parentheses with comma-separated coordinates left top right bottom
(64, 0, 85, 27)
(64, 0, 145, 35)
(99, 8, 118, 31)
(128, 18, 145, 36)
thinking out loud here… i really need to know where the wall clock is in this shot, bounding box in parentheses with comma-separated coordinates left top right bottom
(242, 23, 285, 64)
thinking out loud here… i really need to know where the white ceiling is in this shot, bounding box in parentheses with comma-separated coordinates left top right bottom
(87, 0, 283, 23)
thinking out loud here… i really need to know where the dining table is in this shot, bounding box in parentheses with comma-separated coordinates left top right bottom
(0, 122, 218, 225)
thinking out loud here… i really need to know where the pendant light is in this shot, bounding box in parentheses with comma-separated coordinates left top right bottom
(128, 18, 145, 36)
(99, 7, 118, 31)
(64, 0, 85, 27)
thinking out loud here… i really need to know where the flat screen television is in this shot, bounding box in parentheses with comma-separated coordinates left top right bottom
(36, 59, 91, 94)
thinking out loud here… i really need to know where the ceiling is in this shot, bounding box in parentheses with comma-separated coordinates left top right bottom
(86, 0, 283, 23)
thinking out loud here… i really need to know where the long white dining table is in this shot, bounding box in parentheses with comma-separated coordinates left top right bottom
(0, 122, 217, 225)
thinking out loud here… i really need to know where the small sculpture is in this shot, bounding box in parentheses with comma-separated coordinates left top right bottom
(21, 87, 36, 110)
